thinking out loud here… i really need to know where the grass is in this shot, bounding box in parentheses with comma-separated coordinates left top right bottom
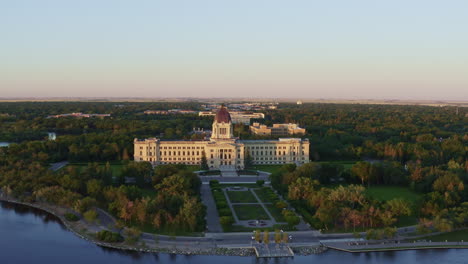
(227, 191, 258, 203)
(317, 160, 356, 170)
(250, 165, 284, 174)
(254, 187, 280, 204)
(219, 183, 260, 188)
(224, 224, 294, 232)
(365, 186, 422, 204)
(265, 204, 286, 222)
(419, 229, 468, 242)
(233, 204, 270, 221)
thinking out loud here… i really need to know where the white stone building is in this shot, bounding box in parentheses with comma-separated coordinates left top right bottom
(134, 106, 309, 170)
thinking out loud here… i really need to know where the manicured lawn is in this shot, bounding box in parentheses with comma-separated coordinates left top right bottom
(265, 204, 286, 222)
(233, 205, 270, 221)
(317, 160, 356, 170)
(227, 191, 258, 203)
(254, 187, 280, 204)
(420, 229, 468, 242)
(220, 183, 260, 188)
(224, 224, 294, 232)
(365, 186, 421, 204)
(250, 165, 284, 174)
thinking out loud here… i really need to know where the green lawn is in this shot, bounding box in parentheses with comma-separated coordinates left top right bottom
(317, 160, 356, 170)
(365, 186, 421, 204)
(220, 183, 260, 188)
(265, 204, 286, 222)
(250, 165, 284, 174)
(224, 224, 294, 232)
(233, 205, 270, 221)
(419, 229, 468, 242)
(227, 191, 258, 203)
(254, 187, 280, 204)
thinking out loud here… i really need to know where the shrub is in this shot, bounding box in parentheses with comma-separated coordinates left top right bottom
(96, 230, 123, 243)
(218, 208, 232, 217)
(209, 180, 219, 187)
(64, 213, 79, 222)
(74, 197, 97, 213)
(256, 180, 265, 186)
(220, 216, 234, 229)
(216, 201, 228, 209)
(83, 209, 98, 223)
(276, 201, 288, 209)
(124, 227, 142, 245)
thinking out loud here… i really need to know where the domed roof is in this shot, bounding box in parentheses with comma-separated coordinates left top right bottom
(215, 106, 231, 123)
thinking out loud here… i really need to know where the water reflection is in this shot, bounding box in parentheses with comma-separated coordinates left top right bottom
(1, 201, 467, 264)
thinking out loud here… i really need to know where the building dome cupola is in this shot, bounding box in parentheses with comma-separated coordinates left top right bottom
(215, 105, 231, 123)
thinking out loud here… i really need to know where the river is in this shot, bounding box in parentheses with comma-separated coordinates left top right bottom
(0, 201, 466, 264)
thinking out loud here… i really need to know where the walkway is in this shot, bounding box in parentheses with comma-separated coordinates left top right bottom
(200, 185, 223, 232)
(324, 240, 468, 252)
(49, 161, 68, 171)
(254, 243, 294, 258)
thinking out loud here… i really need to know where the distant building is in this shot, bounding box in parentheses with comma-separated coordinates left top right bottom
(199, 111, 264, 125)
(145, 109, 197, 115)
(297, 100, 303, 105)
(47, 113, 110, 118)
(250, 123, 306, 136)
(134, 106, 309, 170)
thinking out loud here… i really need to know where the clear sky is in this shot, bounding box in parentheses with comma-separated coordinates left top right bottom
(1, 0, 467, 100)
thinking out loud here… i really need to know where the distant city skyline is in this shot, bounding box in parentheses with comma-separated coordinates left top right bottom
(1, 1, 468, 100)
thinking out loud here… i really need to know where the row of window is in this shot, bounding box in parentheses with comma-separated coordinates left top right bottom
(246, 145, 305, 150)
(248, 151, 305, 156)
(161, 146, 203, 150)
(162, 151, 201, 156)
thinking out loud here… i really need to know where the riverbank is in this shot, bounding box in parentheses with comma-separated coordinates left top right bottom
(3, 195, 465, 256)
(323, 241, 468, 253)
(0, 196, 323, 256)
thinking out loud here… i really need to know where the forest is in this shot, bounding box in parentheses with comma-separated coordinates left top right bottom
(0, 101, 467, 236)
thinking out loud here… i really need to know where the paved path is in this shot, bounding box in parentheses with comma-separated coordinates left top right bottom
(200, 185, 223, 232)
(250, 188, 277, 224)
(324, 241, 468, 252)
(49, 161, 68, 171)
(223, 188, 240, 223)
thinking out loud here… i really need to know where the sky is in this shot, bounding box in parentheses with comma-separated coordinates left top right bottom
(1, 0, 468, 100)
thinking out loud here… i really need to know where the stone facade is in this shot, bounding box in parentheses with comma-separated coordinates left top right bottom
(250, 122, 306, 136)
(134, 106, 309, 170)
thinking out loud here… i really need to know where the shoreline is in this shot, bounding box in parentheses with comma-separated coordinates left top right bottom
(2, 196, 466, 256)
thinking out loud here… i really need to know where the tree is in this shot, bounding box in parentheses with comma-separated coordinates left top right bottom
(263, 230, 269, 244)
(200, 151, 209, 170)
(385, 199, 411, 224)
(83, 209, 98, 223)
(351, 161, 372, 186)
(86, 179, 103, 199)
(244, 151, 253, 169)
(122, 148, 130, 161)
(220, 216, 234, 229)
(274, 230, 281, 243)
(288, 177, 318, 200)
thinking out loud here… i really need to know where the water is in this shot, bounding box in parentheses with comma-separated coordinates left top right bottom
(1, 201, 467, 264)
(0, 142, 10, 147)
